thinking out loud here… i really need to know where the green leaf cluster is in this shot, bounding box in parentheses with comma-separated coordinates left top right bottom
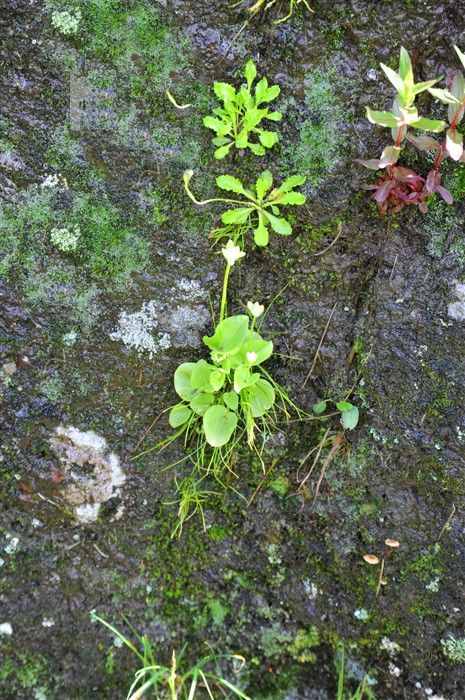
(312, 399, 359, 431)
(215, 170, 306, 246)
(365, 47, 445, 136)
(169, 314, 276, 448)
(203, 59, 282, 159)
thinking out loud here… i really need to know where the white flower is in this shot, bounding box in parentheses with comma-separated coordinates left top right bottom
(222, 240, 245, 267)
(246, 351, 257, 363)
(247, 301, 264, 318)
(0, 623, 13, 636)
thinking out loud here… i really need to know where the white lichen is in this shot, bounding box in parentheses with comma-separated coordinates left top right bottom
(50, 224, 80, 253)
(441, 635, 465, 663)
(51, 9, 81, 35)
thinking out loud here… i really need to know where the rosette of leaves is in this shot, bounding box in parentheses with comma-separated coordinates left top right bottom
(409, 45, 465, 164)
(203, 59, 282, 159)
(169, 314, 297, 457)
(183, 169, 306, 247)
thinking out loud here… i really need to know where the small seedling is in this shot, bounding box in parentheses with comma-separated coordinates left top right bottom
(358, 47, 452, 214)
(183, 169, 306, 247)
(363, 538, 400, 597)
(312, 399, 359, 431)
(203, 59, 282, 159)
(91, 612, 250, 699)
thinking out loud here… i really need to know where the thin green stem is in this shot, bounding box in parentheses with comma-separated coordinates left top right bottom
(220, 263, 231, 322)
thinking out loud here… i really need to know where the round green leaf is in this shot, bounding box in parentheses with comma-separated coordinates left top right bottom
(174, 363, 197, 401)
(169, 404, 192, 428)
(312, 401, 327, 415)
(190, 392, 215, 416)
(340, 406, 359, 431)
(247, 378, 275, 417)
(203, 405, 238, 447)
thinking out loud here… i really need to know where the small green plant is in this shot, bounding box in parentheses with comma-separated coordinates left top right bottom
(203, 59, 282, 159)
(312, 399, 359, 431)
(91, 612, 250, 699)
(183, 169, 306, 247)
(138, 241, 303, 533)
(358, 47, 449, 213)
(441, 635, 465, 663)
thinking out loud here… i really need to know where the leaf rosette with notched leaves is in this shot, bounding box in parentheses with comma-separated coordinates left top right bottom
(203, 59, 282, 159)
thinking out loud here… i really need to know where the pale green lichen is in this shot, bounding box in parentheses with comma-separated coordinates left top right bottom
(441, 635, 465, 663)
(51, 9, 82, 35)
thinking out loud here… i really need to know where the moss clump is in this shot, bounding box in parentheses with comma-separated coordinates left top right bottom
(0, 651, 49, 695)
(285, 69, 344, 187)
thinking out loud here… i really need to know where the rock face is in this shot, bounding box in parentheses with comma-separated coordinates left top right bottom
(49, 426, 126, 523)
(1, 0, 465, 699)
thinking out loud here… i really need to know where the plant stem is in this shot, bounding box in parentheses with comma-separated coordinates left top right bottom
(220, 263, 231, 322)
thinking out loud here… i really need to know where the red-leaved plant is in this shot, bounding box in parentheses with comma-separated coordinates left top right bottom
(358, 46, 465, 215)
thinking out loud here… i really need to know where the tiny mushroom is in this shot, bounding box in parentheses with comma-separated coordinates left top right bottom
(363, 554, 380, 565)
(385, 538, 400, 549)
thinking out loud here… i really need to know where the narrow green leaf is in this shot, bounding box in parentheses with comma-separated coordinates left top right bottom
(280, 174, 306, 192)
(221, 207, 253, 225)
(412, 78, 440, 95)
(255, 170, 273, 200)
(214, 143, 233, 159)
(428, 87, 460, 105)
(278, 191, 306, 205)
(399, 47, 413, 85)
(244, 59, 257, 88)
(266, 111, 282, 121)
(365, 107, 399, 128)
(253, 216, 269, 247)
(411, 117, 446, 133)
(263, 211, 292, 235)
(380, 63, 405, 93)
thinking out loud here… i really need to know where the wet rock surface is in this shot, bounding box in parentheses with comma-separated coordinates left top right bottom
(1, 0, 465, 698)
